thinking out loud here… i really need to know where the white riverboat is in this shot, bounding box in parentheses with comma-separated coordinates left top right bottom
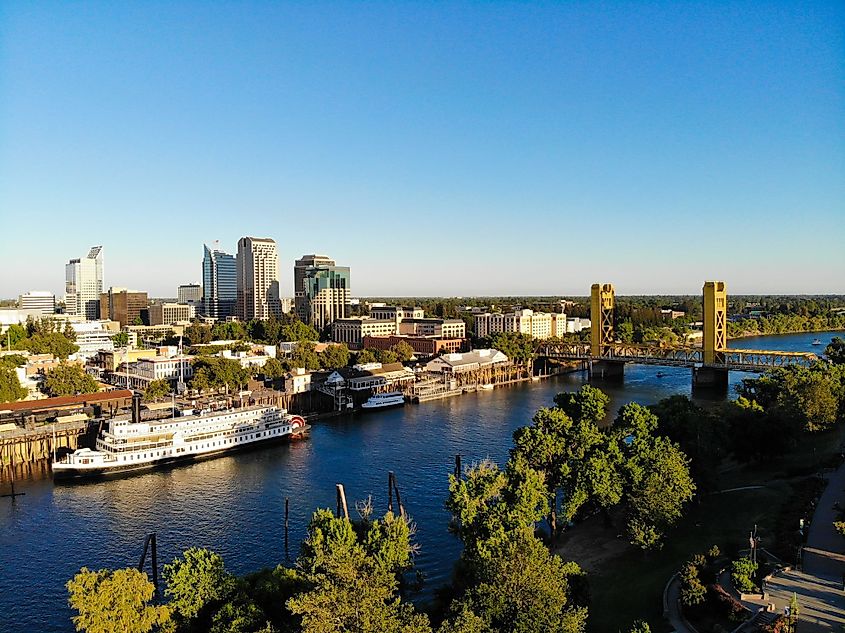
(360, 391, 405, 411)
(52, 405, 308, 480)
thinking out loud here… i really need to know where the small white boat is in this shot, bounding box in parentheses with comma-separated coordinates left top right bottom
(812, 339, 822, 346)
(361, 391, 405, 410)
(480, 384, 494, 391)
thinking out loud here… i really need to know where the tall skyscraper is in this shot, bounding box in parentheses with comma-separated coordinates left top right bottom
(65, 246, 103, 319)
(236, 237, 281, 321)
(294, 254, 335, 321)
(202, 244, 237, 320)
(301, 264, 351, 332)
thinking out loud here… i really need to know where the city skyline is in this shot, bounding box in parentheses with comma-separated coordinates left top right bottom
(1, 2, 843, 297)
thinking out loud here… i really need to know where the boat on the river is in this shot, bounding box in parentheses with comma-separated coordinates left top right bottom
(360, 391, 405, 410)
(52, 406, 309, 480)
(812, 339, 823, 346)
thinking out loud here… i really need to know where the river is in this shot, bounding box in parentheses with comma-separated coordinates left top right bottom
(0, 330, 837, 632)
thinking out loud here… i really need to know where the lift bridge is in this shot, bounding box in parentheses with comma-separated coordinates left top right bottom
(536, 281, 819, 389)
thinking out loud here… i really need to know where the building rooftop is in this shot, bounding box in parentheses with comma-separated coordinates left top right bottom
(0, 389, 132, 413)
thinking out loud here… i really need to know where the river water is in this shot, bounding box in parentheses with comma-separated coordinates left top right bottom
(0, 330, 838, 632)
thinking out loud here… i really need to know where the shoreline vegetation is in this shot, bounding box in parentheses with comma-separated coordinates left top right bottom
(728, 326, 845, 341)
(63, 340, 845, 632)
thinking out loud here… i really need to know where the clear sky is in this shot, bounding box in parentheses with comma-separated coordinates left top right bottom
(1, 1, 843, 298)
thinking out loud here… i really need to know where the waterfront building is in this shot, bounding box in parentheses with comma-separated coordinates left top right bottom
(331, 317, 396, 350)
(177, 283, 203, 305)
(362, 335, 465, 356)
(475, 309, 567, 340)
(236, 237, 281, 321)
(202, 244, 237, 320)
(99, 287, 149, 327)
(425, 348, 509, 374)
(294, 254, 336, 321)
(148, 302, 196, 325)
(18, 291, 56, 316)
(65, 246, 103, 319)
(300, 264, 351, 332)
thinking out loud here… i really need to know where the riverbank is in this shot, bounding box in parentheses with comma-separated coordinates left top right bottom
(729, 327, 845, 342)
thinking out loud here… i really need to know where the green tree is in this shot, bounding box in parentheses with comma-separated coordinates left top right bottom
(445, 531, 588, 633)
(18, 332, 79, 359)
(678, 561, 706, 607)
(627, 621, 651, 633)
(163, 547, 237, 621)
(280, 320, 319, 343)
(0, 364, 27, 403)
(184, 322, 213, 346)
(730, 557, 758, 594)
(357, 349, 378, 364)
(553, 385, 610, 425)
(133, 316, 144, 326)
(4, 323, 28, 348)
(44, 362, 99, 397)
(826, 337, 845, 365)
(486, 332, 535, 364)
(212, 321, 248, 341)
(391, 341, 415, 362)
(623, 433, 696, 550)
(319, 344, 350, 370)
(67, 567, 170, 633)
(375, 348, 399, 365)
(112, 331, 130, 347)
(287, 341, 320, 371)
(261, 357, 286, 379)
(190, 357, 252, 393)
(143, 379, 171, 402)
(288, 509, 431, 633)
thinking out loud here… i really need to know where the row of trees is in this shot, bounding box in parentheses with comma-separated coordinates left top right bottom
(181, 316, 320, 348)
(728, 312, 845, 338)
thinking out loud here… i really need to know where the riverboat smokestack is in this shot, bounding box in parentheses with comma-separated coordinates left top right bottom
(131, 393, 142, 424)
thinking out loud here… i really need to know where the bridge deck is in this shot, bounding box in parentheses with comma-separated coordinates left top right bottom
(537, 342, 818, 372)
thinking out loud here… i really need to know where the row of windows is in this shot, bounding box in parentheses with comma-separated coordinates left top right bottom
(113, 427, 290, 463)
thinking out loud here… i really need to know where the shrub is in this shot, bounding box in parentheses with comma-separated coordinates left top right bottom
(706, 584, 747, 623)
(679, 562, 706, 607)
(731, 556, 758, 594)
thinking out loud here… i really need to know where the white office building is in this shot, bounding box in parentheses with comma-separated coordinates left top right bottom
(65, 246, 103, 319)
(18, 291, 56, 316)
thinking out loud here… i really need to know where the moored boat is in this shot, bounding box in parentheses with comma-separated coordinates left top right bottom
(360, 391, 405, 410)
(52, 405, 308, 481)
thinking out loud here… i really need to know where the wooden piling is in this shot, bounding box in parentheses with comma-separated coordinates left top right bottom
(336, 484, 349, 520)
(454, 454, 462, 479)
(388, 471, 394, 513)
(284, 497, 290, 557)
(392, 475, 405, 519)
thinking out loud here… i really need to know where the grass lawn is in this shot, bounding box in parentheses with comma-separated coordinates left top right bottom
(579, 423, 845, 632)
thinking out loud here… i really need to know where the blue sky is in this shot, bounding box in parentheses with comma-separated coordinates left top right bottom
(1, 1, 843, 298)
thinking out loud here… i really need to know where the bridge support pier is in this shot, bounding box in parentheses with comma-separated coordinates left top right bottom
(589, 360, 625, 382)
(692, 366, 729, 391)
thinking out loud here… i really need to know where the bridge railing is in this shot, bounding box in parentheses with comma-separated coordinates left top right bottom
(536, 341, 819, 371)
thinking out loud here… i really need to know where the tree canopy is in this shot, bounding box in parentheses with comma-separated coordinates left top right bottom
(44, 362, 99, 397)
(67, 567, 169, 633)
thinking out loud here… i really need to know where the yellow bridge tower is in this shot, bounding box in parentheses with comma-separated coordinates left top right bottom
(702, 281, 727, 365)
(590, 283, 616, 357)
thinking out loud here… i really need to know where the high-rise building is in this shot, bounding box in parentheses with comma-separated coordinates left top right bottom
(301, 265, 351, 332)
(100, 287, 149, 327)
(18, 291, 56, 316)
(294, 254, 335, 321)
(65, 246, 103, 319)
(177, 283, 203, 305)
(236, 237, 281, 321)
(202, 244, 237, 320)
